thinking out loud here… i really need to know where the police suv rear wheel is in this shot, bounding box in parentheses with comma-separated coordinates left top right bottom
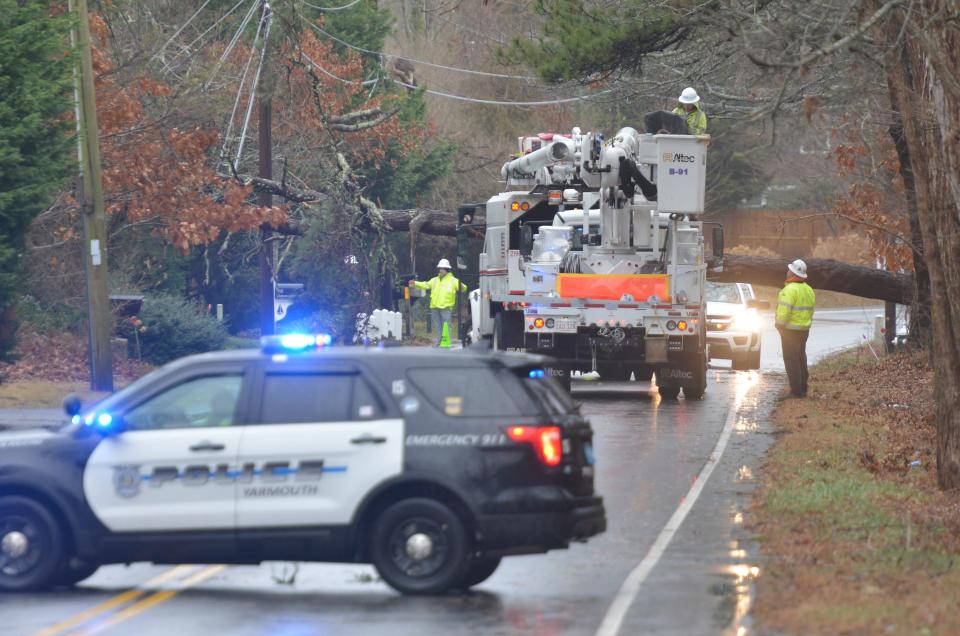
(0, 496, 64, 592)
(458, 556, 501, 589)
(371, 498, 470, 595)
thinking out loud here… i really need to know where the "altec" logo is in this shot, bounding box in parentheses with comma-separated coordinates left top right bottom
(662, 152, 696, 163)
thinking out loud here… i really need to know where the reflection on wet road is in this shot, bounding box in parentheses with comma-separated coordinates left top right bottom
(6, 371, 779, 636)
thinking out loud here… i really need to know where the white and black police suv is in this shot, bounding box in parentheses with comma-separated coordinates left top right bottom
(0, 335, 604, 595)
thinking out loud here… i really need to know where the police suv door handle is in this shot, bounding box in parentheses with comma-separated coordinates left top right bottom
(350, 434, 387, 445)
(189, 441, 226, 452)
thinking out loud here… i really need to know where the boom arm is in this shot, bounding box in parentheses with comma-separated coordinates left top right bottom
(501, 138, 575, 179)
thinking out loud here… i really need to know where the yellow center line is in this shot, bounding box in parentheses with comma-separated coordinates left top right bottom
(69, 565, 227, 636)
(32, 565, 198, 636)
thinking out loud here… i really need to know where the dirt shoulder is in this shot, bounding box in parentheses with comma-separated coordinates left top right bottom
(753, 348, 960, 635)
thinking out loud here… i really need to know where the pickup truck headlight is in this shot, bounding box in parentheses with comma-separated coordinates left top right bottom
(731, 309, 762, 333)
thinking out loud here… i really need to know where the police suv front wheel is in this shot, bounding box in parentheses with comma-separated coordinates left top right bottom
(370, 498, 470, 595)
(0, 496, 65, 592)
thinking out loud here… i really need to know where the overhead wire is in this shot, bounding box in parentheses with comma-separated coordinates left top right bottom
(220, 3, 270, 162)
(302, 18, 538, 81)
(234, 5, 273, 164)
(299, 27, 615, 105)
(150, 0, 216, 62)
(165, 0, 251, 67)
(205, 0, 261, 89)
(300, 50, 378, 86)
(299, 0, 364, 11)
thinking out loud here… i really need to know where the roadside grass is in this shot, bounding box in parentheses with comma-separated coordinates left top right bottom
(0, 379, 108, 408)
(753, 348, 960, 635)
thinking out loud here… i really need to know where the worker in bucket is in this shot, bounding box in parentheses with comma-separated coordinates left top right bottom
(775, 259, 816, 398)
(409, 259, 468, 346)
(672, 87, 708, 135)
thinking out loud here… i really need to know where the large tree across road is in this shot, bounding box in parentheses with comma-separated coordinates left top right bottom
(0, 1, 74, 361)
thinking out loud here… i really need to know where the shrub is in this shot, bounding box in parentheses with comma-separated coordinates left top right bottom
(15, 295, 85, 334)
(121, 294, 227, 365)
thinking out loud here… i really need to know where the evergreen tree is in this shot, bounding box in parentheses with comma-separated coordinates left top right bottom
(0, 0, 74, 360)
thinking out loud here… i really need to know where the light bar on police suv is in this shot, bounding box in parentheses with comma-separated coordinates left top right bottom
(261, 333, 332, 353)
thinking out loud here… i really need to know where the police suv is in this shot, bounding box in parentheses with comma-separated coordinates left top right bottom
(0, 336, 605, 595)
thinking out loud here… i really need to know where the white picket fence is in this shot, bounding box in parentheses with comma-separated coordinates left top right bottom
(355, 309, 403, 342)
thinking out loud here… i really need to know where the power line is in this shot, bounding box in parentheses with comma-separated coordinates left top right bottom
(300, 47, 613, 107)
(205, 0, 260, 89)
(235, 5, 273, 164)
(150, 0, 216, 62)
(300, 0, 364, 11)
(166, 0, 250, 66)
(302, 17, 538, 81)
(221, 4, 270, 161)
(300, 50, 378, 86)
(392, 78, 614, 107)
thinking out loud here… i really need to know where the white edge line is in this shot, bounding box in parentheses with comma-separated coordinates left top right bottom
(594, 387, 746, 636)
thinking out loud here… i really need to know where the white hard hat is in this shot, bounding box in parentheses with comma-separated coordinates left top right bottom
(787, 259, 808, 279)
(436, 258, 452, 269)
(678, 87, 700, 104)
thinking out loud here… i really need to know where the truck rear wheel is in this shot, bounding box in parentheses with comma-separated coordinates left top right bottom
(597, 364, 631, 382)
(493, 311, 523, 351)
(658, 386, 681, 400)
(633, 367, 653, 382)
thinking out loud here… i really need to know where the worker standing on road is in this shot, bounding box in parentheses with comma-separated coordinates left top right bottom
(672, 87, 708, 135)
(409, 259, 468, 346)
(776, 259, 816, 397)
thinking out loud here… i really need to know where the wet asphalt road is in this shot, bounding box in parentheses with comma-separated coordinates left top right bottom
(0, 309, 879, 635)
(2, 369, 779, 636)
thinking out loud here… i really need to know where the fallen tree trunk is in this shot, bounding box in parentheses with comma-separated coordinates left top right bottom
(246, 184, 915, 306)
(710, 254, 914, 305)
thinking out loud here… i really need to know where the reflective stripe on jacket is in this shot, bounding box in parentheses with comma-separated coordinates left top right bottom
(672, 104, 708, 135)
(776, 282, 816, 330)
(412, 273, 467, 309)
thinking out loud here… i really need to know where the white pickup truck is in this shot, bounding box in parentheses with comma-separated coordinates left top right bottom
(705, 282, 767, 370)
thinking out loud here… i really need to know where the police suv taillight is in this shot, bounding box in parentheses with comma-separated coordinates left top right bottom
(505, 425, 563, 467)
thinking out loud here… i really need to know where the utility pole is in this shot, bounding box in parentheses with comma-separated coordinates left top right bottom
(73, 0, 113, 391)
(258, 3, 275, 337)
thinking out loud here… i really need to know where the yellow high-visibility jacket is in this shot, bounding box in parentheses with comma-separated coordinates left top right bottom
(672, 104, 708, 135)
(412, 273, 467, 309)
(776, 282, 816, 330)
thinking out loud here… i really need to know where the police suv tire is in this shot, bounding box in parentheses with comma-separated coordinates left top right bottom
(0, 496, 65, 592)
(457, 556, 501, 589)
(658, 385, 681, 400)
(52, 560, 99, 588)
(370, 497, 470, 595)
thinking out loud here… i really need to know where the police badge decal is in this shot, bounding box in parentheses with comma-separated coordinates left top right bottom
(113, 465, 142, 498)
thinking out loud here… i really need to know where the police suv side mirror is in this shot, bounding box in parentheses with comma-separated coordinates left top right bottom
(63, 394, 82, 417)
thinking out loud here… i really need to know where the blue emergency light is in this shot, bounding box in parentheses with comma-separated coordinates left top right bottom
(82, 412, 114, 429)
(528, 369, 546, 379)
(261, 333, 332, 354)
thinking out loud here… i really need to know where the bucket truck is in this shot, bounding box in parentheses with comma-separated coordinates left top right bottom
(464, 126, 724, 399)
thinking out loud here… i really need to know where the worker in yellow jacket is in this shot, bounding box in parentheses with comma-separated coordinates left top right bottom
(672, 87, 708, 135)
(409, 259, 468, 346)
(776, 259, 816, 397)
